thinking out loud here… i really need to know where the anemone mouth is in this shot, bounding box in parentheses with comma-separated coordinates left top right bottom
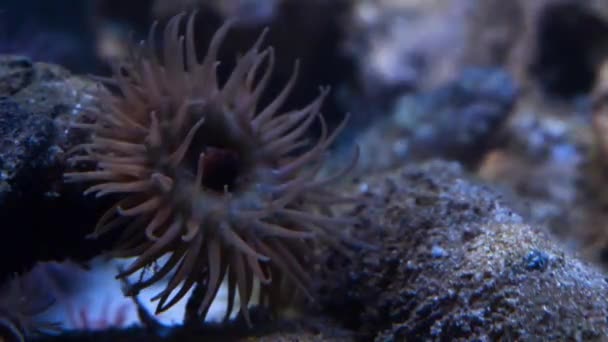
(64, 11, 359, 325)
(181, 110, 257, 195)
(197, 146, 242, 193)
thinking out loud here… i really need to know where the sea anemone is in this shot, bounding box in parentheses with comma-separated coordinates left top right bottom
(0, 274, 60, 341)
(64, 12, 358, 324)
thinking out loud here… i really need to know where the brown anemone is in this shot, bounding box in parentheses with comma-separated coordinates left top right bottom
(65, 12, 358, 324)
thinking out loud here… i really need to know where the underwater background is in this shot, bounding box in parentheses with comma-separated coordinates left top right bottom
(2, 0, 608, 341)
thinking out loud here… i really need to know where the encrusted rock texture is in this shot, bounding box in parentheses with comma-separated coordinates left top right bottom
(25, 150, 608, 340)
(320, 161, 608, 340)
(0, 55, 112, 279)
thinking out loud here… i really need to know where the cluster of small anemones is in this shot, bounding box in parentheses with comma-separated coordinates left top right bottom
(65, 12, 358, 324)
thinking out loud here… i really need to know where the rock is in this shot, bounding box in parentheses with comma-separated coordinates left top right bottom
(343, 0, 468, 100)
(338, 67, 516, 174)
(318, 160, 608, 340)
(392, 67, 517, 163)
(463, 0, 525, 67)
(341, 0, 525, 105)
(513, 0, 608, 97)
(0, 55, 110, 279)
(0, 56, 34, 95)
(0, 272, 59, 341)
(477, 96, 592, 234)
(474, 90, 608, 266)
